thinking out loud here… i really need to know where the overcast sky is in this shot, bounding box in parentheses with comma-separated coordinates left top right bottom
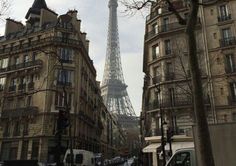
(0, 0, 147, 115)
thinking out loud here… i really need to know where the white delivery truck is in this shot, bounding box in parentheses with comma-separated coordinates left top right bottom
(166, 123, 236, 166)
(63, 149, 95, 166)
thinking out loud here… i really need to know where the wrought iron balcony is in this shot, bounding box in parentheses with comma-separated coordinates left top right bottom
(0, 60, 43, 75)
(59, 59, 73, 64)
(218, 14, 231, 22)
(165, 49, 172, 55)
(0, 37, 84, 55)
(1, 106, 39, 118)
(145, 19, 201, 40)
(146, 96, 210, 111)
(220, 37, 236, 47)
(57, 81, 72, 86)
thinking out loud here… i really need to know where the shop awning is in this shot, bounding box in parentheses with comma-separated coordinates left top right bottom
(142, 143, 161, 153)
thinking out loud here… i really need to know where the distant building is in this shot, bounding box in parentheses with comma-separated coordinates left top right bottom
(0, 0, 105, 162)
(141, 0, 236, 165)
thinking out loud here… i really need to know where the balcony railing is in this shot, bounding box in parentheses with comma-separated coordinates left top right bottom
(0, 37, 84, 55)
(202, 0, 215, 3)
(145, 19, 201, 40)
(0, 60, 43, 74)
(146, 96, 210, 111)
(57, 81, 72, 86)
(220, 37, 236, 47)
(1, 106, 39, 118)
(218, 14, 231, 22)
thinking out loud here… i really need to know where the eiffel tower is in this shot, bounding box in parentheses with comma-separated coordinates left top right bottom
(101, 0, 136, 119)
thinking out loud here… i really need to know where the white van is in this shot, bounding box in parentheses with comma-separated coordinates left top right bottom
(63, 149, 95, 166)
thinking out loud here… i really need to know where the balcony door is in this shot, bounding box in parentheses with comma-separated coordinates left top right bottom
(225, 54, 235, 73)
(222, 28, 231, 39)
(219, 4, 229, 18)
(169, 88, 175, 106)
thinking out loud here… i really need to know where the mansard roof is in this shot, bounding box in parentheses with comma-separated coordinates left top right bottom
(25, 0, 56, 19)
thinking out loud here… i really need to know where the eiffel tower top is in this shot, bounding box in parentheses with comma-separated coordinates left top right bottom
(109, 0, 118, 8)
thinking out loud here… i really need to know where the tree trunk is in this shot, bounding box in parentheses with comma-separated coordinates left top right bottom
(186, 1, 215, 166)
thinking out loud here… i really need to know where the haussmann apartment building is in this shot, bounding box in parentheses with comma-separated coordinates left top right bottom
(0, 0, 111, 163)
(141, 0, 236, 164)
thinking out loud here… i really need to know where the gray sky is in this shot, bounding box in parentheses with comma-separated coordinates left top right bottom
(0, 0, 146, 115)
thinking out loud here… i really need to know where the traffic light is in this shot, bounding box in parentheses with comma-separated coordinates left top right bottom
(167, 129, 174, 143)
(56, 110, 69, 134)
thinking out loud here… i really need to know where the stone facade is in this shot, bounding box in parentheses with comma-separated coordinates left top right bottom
(0, 0, 114, 163)
(141, 0, 236, 146)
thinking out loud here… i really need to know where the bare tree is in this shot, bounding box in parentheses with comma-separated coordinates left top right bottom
(0, 0, 11, 19)
(121, 0, 215, 165)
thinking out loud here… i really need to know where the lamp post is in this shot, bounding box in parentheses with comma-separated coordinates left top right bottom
(145, 74, 168, 166)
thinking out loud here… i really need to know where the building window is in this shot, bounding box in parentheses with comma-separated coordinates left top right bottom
(32, 52, 37, 61)
(13, 122, 20, 136)
(23, 123, 29, 136)
(3, 122, 10, 137)
(26, 96, 32, 106)
(0, 58, 9, 69)
(21, 141, 29, 160)
(14, 56, 20, 65)
(152, 23, 158, 34)
(9, 78, 17, 92)
(55, 92, 72, 108)
(163, 17, 169, 31)
(152, 44, 159, 60)
(230, 82, 236, 101)
(218, 4, 230, 21)
(24, 55, 29, 63)
(57, 69, 73, 86)
(222, 28, 231, 39)
(233, 113, 236, 122)
(164, 39, 171, 55)
(225, 54, 235, 73)
(59, 48, 73, 63)
(31, 140, 39, 160)
(0, 77, 6, 91)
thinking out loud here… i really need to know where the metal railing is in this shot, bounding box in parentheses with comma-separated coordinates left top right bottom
(146, 96, 210, 111)
(218, 14, 231, 22)
(1, 106, 39, 118)
(0, 59, 43, 74)
(145, 19, 201, 40)
(220, 37, 236, 47)
(0, 36, 84, 55)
